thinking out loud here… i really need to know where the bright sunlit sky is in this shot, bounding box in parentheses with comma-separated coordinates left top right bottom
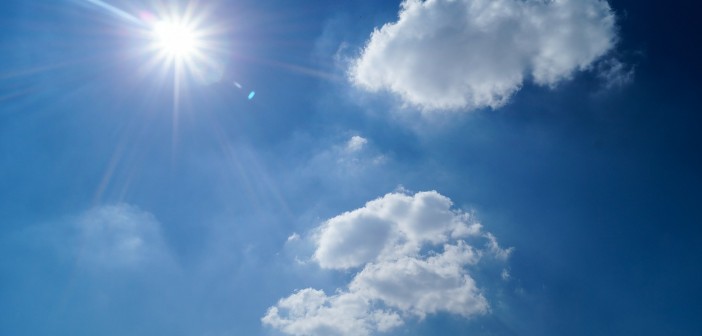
(1, 0, 701, 335)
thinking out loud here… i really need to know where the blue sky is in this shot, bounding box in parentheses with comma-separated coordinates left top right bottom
(1, 0, 701, 335)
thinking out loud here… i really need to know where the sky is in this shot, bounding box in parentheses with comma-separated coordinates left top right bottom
(1, 0, 701, 335)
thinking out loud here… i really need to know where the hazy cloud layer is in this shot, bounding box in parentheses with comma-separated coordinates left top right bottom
(350, 0, 618, 111)
(75, 204, 171, 269)
(302, 134, 386, 183)
(263, 191, 511, 335)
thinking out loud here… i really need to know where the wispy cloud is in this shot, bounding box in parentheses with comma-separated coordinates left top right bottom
(350, 0, 619, 112)
(263, 191, 511, 335)
(302, 134, 386, 181)
(597, 57, 635, 89)
(75, 204, 172, 270)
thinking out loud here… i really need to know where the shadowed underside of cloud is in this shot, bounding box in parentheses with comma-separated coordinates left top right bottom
(262, 191, 511, 336)
(350, 0, 618, 112)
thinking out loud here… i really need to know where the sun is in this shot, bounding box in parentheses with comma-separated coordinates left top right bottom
(135, 4, 228, 90)
(151, 19, 201, 61)
(144, 13, 225, 85)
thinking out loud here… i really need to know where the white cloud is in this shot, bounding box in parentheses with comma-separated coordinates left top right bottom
(262, 288, 403, 336)
(346, 135, 369, 153)
(350, 0, 618, 111)
(75, 204, 171, 269)
(263, 191, 510, 335)
(312, 191, 482, 269)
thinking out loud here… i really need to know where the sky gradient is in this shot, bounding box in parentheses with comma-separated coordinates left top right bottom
(1, 0, 701, 335)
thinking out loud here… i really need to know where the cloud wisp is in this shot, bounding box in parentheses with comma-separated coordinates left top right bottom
(263, 191, 511, 335)
(350, 0, 619, 112)
(75, 204, 172, 270)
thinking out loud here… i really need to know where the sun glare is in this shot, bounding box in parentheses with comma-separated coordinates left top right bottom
(144, 12, 225, 85)
(109, 0, 231, 93)
(152, 20, 200, 60)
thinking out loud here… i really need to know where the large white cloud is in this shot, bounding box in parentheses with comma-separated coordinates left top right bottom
(350, 0, 618, 111)
(263, 191, 511, 335)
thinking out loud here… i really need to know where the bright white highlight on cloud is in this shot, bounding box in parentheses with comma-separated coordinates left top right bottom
(76, 204, 170, 269)
(263, 191, 511, 335)
(351, 0, 618, 111)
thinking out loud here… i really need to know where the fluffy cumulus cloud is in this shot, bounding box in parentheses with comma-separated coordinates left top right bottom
(263, 191, 511, 335)
(75, 204, 171, 269)
(350, 0, 618, 111)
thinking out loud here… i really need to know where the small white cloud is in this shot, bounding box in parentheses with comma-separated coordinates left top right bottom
(597, 57, 635, 89)
(501, 268, 511, 281)
(287, 233, 301, 242)
(75, 204, 170, 269)
(350, 0, 619, 112)
(263, 191, 510, 335)
(346, 135, 369, 153)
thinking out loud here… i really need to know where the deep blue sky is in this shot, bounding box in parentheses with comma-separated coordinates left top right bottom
(1, 0, 701, 335)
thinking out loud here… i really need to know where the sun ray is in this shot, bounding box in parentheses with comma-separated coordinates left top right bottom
(75, 0, 229, 158)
